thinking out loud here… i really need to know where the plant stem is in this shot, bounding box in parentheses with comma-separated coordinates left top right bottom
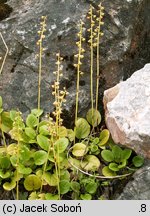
(51, 135, 60, 200)
(90, 5, 94, 121)
(40, 124, 52, 192)
(75, 21, 83, 124)
(0, 33, 8, 75)
(16, 114, 21, 200)
(38, 41, 42, 111)
(56, 58, 61, 187)
(16, 143, 19, 200)
(37, 16, 47, 111)
(96, 3, 103, 111)
(56, 53, 60, 135)
(36, 16, 46, 133)
(1, 130, 7, 151)
(96, 31, 100, 111)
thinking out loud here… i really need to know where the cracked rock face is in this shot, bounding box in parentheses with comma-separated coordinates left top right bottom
(104, 64, 150, 159)
(0, 1, 12, 21)
(0, 0, 150, 124)
(117, 160, 150, 200)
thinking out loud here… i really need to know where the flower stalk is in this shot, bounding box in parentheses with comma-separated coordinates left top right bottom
(95, 3, 104, 110)
(37, 16, 47, 111)
(74, 20, 85, 124)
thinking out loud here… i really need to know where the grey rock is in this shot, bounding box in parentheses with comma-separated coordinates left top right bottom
(0, 0, 91, 120)
(0, 1, 12, 21)
(117, 161, 150, 200)
(0, 0, 150, 122)
(0, 188, 14, 200)
(104, 64, 150, 159)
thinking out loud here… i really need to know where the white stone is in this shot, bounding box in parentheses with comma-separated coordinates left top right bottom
(51, 24, 57, 30)
(103, 64, 150, 158)
(62, 17, 70, 25)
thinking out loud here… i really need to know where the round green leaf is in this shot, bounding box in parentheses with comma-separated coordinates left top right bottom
(90, 144, 99, 153)
(24, 175, 41, 191)
(48, 152, 56, 163)
(81, 155, 100, 172)
(33, 150, 48, 165)
(58, 126, 67, 137)
(18, 164, 32, 175)
(80, 193, 92, 200)
(112, 146, 123, 163)
(109, 163, 119, 171)
(132, 156, 144, 168)
(21, 132, 31, 143)
(39, 125, 49, 136)
(75, 118, 90, 139)
(59, 157, 69, 169)
(68, 157, 81, 169)
(0, 147, 6, 154)
(45, 193, 59, 200)
(9, 110, 17, 121)
(72, 143, 87, 157)
(48, 152, 65, 164)
(92, 137, 100, 145)
(118, 160, 127, 169)
(29, 192, 45, 200)
(107, 138, 116, 149)
(37, 134, 49, 151)
(0, 170, 11, 179)
(60, 180, 70, 194)
(1, 112, 13, 132)
(3, 180, 16, 191)
(43, 172, 58, 186)
(86, 108, 101, 127)
(60, 170, 70, 181)
(67, 129, 75, 142)
(0, 156, 11, 169)
(101, 150, 114, 162)
(26, 114, 38, 128)
(0, 96, 2, 108)
(98, 129, 110, 146)
(54, 138, 69, 153)
(37, 193, 46, 200)
(36, 169, 43, 178)
(0, 108, 3, 114)
(31, 109, 43, 117)
(13, 171, 23, 181)
(10, 155, 17, 167)
(102, 166, 116, 177)
(19, 145, 31, 162)
(38, 120, 49, 127)
(71, 181, 80, 193)
(58, 153, 66, 163)
(28, 192, 38, 200)
(85, 181, 98, 194)
(25, 127, 36, 139)
(122, 149, 132, 160)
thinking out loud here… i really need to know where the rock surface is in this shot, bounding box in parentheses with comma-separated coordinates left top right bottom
(104, 64, 150, 158)
(0, 0, 150, 122)
(117, 160, 150, 200)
